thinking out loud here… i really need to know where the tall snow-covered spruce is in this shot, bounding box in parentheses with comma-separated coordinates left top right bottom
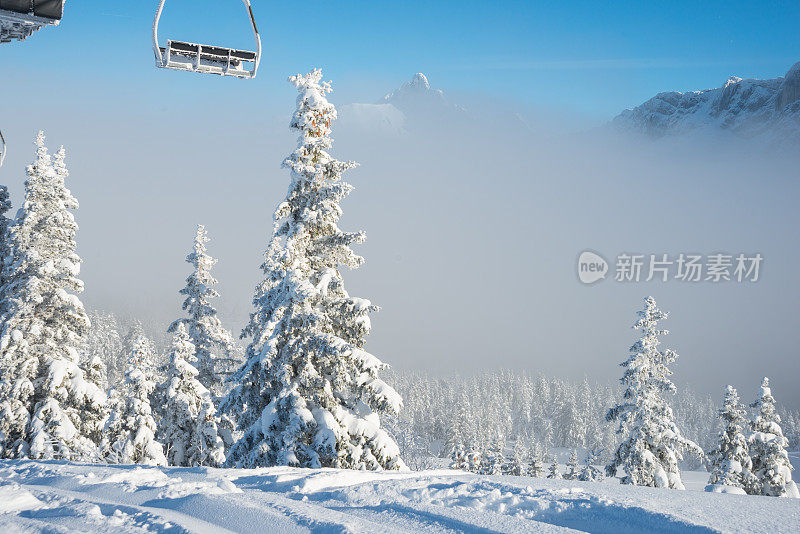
(222, 69, 405, 470)
(606, 296, 701, 489)
(0, 134, 105, 460)
(168, 225, 237, 399)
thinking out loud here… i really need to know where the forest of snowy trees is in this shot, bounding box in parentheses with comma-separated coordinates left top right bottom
(0, 70, 797, 499)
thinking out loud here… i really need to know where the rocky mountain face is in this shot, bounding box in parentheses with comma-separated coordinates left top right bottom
(613, 62, 800, 143)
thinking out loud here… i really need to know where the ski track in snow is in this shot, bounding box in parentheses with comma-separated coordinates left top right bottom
(0, 460, 798, 533)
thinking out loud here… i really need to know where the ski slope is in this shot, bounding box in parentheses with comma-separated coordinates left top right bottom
(0, 460, 798, 533)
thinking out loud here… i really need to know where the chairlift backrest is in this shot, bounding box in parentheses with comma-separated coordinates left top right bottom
(0, 0, 64, 43)
(152, 0, 261, 79)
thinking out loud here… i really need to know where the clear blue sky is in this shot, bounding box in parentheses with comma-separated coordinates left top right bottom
(1, 0, 798, 117)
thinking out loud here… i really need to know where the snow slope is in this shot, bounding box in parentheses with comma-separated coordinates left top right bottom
(1, 460, 798, 533)
(612, 62, 800, 143)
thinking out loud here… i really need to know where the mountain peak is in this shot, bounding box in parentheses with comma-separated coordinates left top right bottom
(410, 73, 431, 89)
(724, 76, 742, 88)
(381, 73, 446, 107)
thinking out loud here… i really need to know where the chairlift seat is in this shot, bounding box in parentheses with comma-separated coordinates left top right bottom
(152, 1, 261, 79)
(166, 40, 257, 62)
(158, 40, 258, 77)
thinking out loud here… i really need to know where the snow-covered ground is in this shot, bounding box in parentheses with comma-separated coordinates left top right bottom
(1, 460, 798, 533)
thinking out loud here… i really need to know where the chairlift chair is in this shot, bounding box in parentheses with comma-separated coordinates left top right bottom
(0, 1, 65, 43)
(152, 0, 261, 79)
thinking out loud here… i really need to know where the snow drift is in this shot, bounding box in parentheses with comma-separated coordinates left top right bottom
(1, 459, 799, 533)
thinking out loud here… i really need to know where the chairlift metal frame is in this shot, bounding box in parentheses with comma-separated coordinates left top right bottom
(152, 0, 261, 79)
(0, 1, 65, 43)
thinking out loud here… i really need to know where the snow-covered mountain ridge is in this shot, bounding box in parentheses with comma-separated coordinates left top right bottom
(613, 62, 800, 141)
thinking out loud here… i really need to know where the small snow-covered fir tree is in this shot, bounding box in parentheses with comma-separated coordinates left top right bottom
(449, 442, 466, 470)
(480, 434, 505, 475)
(508, 439, 526, 476)
(705, 385, 755, 494)
(748, 378, 799, 498)
(578, 448, 604, 482)
(606, 296, 702, 489)
(528, 442, 545, 478)
(0, 136, 105, 460)
(564, 449, 580, 480)
(222, 69, 404, 470)
(168, 225, 237, 399)
(103, 337, 166, 466)
(159, 324, 225, 467)
(547, 455, 561, 479)
(444, 414, 468, 467)
(466, 446, 482, 473)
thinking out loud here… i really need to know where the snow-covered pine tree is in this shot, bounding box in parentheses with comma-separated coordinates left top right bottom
(605, 296, 702, 489)
(528, 442, 545, 478)
(466, 446, 482, 473)
(705, 385, 756, 494)
(448, 442, 466, 470)
(564, 449, 580, 480)
(168, 225, 237, 399)
(222, 69, 404, 471)
(578, 448, 604, 482)
(547, 455, 561, 479)
(159, 324, 225, 467)
(0, 185, 11, 291)
(118, 321, 158, 379)
(83, 311, 124, 385)
(0, 136, 105, 460)
(508, 439, 526, 476)
(103, 337, 166, 465)
(480, 439, 505, 476)
(0, 137, 52, 457)
(748, 377, 799, 498)
(443, 409, 468, 467)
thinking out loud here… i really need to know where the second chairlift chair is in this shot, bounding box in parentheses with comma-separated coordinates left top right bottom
(152, 0, 261, 79)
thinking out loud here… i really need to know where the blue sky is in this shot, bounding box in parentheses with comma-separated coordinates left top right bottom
(2, 0, 798, 117)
